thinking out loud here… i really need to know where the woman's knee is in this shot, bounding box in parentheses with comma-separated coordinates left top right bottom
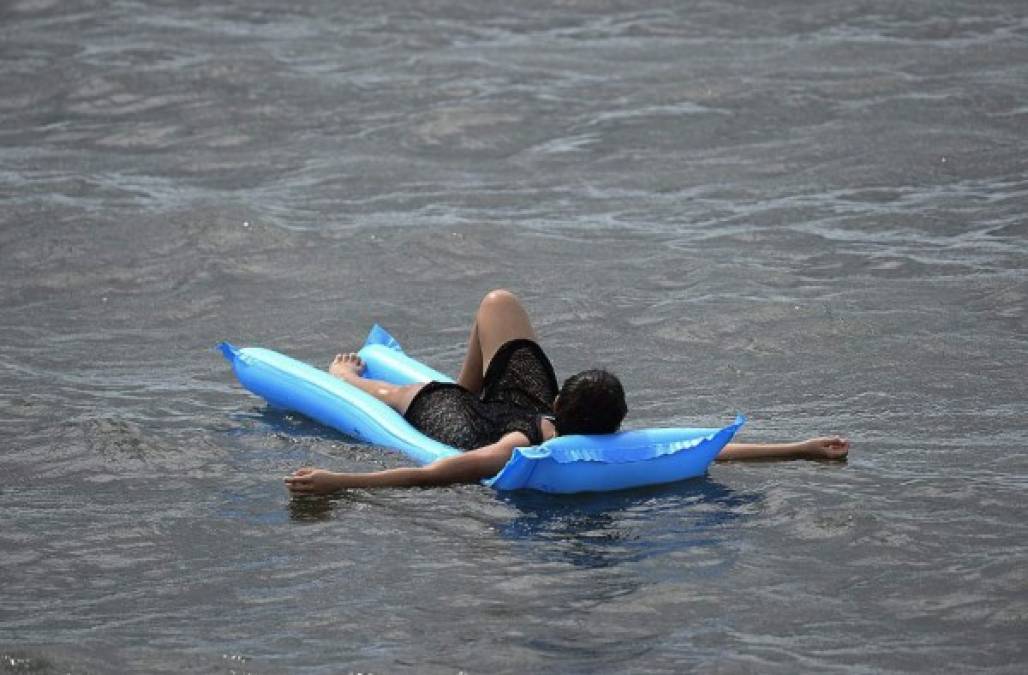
(475, 288, 537, 349)
(479, 289, 522, 314)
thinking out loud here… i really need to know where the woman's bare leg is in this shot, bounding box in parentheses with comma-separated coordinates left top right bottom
(329, 353, 424, 415)
(456, 289, 539, 392)
(456, 321, 485, 393)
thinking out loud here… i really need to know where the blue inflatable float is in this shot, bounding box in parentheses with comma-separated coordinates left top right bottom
(220, 326, 744, 493)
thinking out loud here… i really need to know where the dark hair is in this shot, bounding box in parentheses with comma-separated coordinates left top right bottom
(553, 369, 627, 436)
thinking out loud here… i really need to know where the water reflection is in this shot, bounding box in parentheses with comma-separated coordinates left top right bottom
(496, 477, 759, 570)
(247, 405, 352, 442)
(286, 494, 337, 522)
(285, 492, 372, 523)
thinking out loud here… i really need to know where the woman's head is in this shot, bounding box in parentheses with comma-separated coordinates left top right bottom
(553, 369, 627, 436)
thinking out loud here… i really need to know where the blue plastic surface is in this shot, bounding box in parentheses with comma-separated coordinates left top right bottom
(358, 324, 454, 385)
(485, 423, 743, 492)
(218, 341, 458, 465)
(220, 326, 745, 493)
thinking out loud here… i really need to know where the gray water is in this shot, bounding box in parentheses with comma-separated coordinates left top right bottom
(2, 0, 1026, 672)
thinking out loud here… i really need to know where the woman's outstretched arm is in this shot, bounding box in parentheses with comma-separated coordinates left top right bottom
(283, 432, 527, 495)
(716, 436, 849, 462)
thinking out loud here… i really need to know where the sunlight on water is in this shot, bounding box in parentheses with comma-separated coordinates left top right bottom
(1, 0, 1026, 672)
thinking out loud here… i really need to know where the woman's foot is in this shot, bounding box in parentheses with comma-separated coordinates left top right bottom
(799, 436, 850, 460)
(329, 353, 365, 382)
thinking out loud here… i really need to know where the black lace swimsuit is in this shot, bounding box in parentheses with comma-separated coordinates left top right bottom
(403, 339, 559, 450)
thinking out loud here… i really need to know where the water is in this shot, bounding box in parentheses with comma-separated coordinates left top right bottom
(1, 0, 1026, 672)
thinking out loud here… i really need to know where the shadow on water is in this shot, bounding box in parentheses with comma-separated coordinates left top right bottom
(285, 493, 362, 523)
(282, 474, 762, 574)
(231, 405, 354, 443)
(495, 477, 760, 570)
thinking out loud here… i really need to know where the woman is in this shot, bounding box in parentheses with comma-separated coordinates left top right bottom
(285, 290, 849, 495)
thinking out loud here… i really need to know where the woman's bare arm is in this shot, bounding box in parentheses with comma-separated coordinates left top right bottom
(716, 436, 849, 462)
(284, 432, 527, 495)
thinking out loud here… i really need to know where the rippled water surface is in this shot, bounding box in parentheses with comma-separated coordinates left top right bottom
(2, 0, 1026, 672)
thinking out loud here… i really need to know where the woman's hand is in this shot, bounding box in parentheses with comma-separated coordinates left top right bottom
(284, 467, 343, 495)
(798, 436, 850, 460)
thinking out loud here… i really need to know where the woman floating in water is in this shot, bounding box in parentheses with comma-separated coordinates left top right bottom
(285, 290, 849, 495)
